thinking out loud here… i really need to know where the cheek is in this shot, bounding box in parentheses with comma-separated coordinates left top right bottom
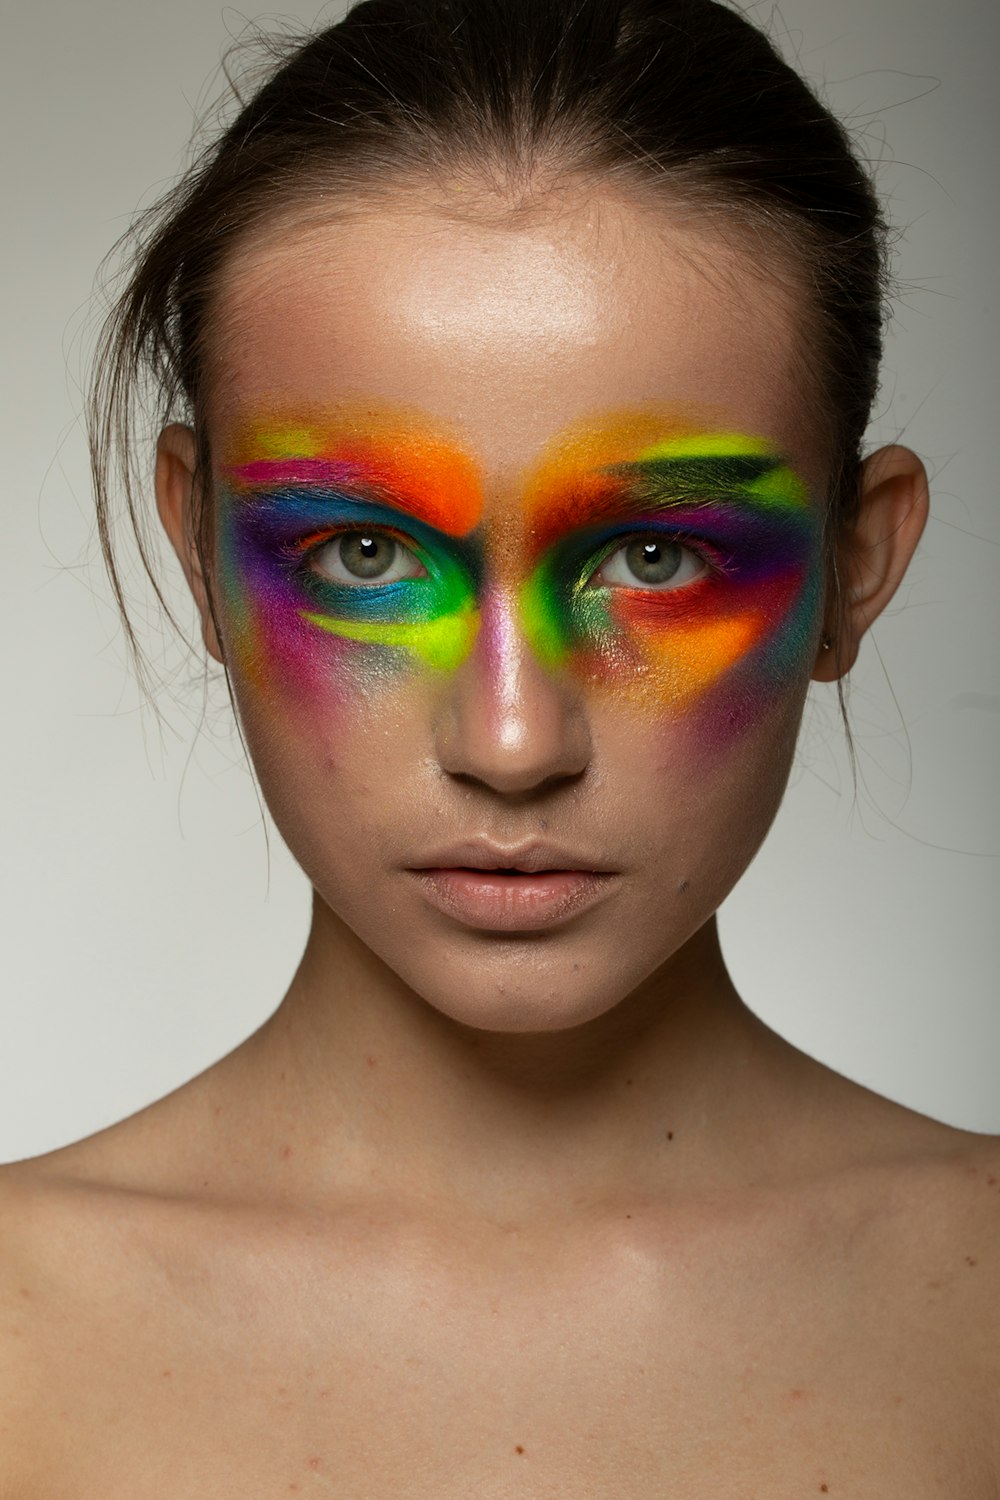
(522, 538, 824, 750)
(216, 498, 477, 719)
(221, 551, 388, 719)
(609, 559, 823, 746)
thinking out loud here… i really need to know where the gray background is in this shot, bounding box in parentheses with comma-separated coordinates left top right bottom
(1, 0, 997, 1162)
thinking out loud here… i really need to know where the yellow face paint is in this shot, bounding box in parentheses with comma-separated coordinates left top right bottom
(216, 403, 822, 739)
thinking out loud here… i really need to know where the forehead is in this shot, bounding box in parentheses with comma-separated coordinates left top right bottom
(208, 185, 824, 492)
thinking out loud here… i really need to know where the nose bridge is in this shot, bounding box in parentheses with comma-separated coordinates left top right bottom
(434, 579, 590, 793)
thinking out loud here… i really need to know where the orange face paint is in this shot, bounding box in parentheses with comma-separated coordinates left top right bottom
(516, 413, 822, 730)
(223, 404, 483, 537)
(217, 406, 485, 695)
(216, 403, 824, 742)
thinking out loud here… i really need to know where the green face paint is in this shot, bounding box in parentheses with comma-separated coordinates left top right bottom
(217, 408, 823, 745)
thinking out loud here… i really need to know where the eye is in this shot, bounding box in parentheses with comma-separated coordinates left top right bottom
(591, 535, 708, 591)
(307, 529, 427, 587)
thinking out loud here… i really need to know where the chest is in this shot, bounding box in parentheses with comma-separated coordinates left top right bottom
(16, 1223, 993, 1499)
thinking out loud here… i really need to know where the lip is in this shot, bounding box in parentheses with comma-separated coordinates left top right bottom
(410, 838, 618, 875)
(406, 839, 619, 931)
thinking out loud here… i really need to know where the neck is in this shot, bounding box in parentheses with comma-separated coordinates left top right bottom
(215, 892, 800, 1223)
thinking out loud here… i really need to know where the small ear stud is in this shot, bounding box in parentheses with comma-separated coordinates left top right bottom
(820, 634, 833, 652)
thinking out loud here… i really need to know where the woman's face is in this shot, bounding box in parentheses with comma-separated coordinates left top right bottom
(201, 184, 830, 1032)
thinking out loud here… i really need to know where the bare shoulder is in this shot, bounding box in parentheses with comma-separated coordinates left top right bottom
(907, 1120, 1000, 1329)
(831, 1093, 1000, 1423)
(0, 1085, 222, 1489)
(770, 1069, 1000, 1487)
(0, 1154, 73, 1484)
(780, 1054, 1000, 1421)
(817, 1071, 1000, 1285)
(0, 1069, 236, 1283)
(904, 1120, 1000, 1311)
(854, 1091, 1000, 1266)
(904, 1123, 1000, 1439)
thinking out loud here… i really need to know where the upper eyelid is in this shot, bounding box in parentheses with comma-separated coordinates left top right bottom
(565, 496, 764, 530)
(287, 520, 727, 581)
(236, 485, 439, 532)
(296, 520, 422, 551)
(573, 522, 730, 569)
(246, 492, 747, 572)
(584, 532, 721, 585)
(294, 527, 429, 592)
(256, 507, 440, 570)
(540, 496, 763, 541)
(294, 525, 430, 582)
(290, 518, 721, 562)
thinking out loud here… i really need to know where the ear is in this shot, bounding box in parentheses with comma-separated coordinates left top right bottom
(155, 423, 224, 664)
(812, 443, 929, 682)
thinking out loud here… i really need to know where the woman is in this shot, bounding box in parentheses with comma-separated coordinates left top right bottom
(1, 0, 996, 1490)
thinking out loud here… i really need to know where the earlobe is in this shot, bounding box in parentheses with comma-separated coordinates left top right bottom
(154, 422, 225, 664)
(812, 443, 929, 683)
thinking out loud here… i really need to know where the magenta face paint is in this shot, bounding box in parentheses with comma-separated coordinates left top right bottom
(518, 424, 823, 743)
(216, 413, 486, 704)
(216, 407, 824, 749)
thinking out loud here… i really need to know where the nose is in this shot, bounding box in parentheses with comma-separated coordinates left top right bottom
(433, 584, 591, 796)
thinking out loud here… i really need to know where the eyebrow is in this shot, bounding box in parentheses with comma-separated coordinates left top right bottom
(526, 451, 811, 553)
(611, 453, 809, 511)
(221, 457, 472, 538)
(222, 446, 811, 552)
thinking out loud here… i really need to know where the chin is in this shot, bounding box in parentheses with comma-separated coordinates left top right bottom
(415, 977, 632, 1035)
(366, 919, 674, 1037)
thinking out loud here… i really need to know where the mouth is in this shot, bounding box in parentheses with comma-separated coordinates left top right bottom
(406, 840, 619, 932)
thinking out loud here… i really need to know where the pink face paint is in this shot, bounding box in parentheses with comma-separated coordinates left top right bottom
(215, 406, 824, 748)
(517, 417, 823, 743)
(216, 412, 485, 703)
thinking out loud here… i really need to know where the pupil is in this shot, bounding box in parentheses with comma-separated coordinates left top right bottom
(626, 538, 681, 584)
(340, 531, 394, 578)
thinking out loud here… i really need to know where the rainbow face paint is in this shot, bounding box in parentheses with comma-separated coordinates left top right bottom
(216, 405, 824, 741)
(517, 417, 822, 734)
(218, 409, 485, 697)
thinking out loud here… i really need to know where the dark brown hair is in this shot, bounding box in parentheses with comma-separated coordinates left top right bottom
(89, 0, 892, 730)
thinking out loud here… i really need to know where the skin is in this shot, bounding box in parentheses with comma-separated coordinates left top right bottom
(153, 184, 927, 1181)
(2, 183, 998, 1496)
(180, 194, 906, 1057)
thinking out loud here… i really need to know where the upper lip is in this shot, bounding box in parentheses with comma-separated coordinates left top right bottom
(407, 838, 617, 874)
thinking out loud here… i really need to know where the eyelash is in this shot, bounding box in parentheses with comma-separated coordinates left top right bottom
(584, 532, 722, 590)
(284, 524, 725, 589)
(283, 525, 426, 578)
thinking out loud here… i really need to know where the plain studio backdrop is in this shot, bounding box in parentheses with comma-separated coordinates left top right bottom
(1, 0, 998, 1162)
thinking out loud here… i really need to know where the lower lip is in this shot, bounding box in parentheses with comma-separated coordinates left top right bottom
(408, 868, 617, 931)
